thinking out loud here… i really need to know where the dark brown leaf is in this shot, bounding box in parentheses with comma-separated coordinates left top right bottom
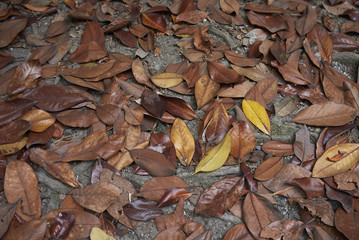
(296, 198, 334, 226)
(0, 18, 27, 48)
(160, 95, 196, 120)
(157, 187, 192, 207)
(325, 184, 352, 213)
(0, 119, 30, 144)
(56, 109, 99, 128)
(123, 199, 163, 221)
(247, 10, 288, 33)
(331, 33, 359, 52)
(141, 89, 166, 118)
(49, 212, 75, 240)
(23, 85, 89, 112)
(260, 220, 304, 240)
(288, 177, 324, 199)
(141, 12, 167, 32)
(195, 177, 245, 217)
(130, 149, 176, 177)
(8, 60, 41, 95)
(0, 201, 18, 238)
(46, 20, 72, 38)
(0, 50, 14, 69)
(68, 41, 107, 63)
(114, 30, 138, 48)
(295, 5, 317, 36)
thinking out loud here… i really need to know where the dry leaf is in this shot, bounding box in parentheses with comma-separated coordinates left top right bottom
(242, 99, 271, 135)
(151, 73, 183, 88)
(20, 109, 56, 132)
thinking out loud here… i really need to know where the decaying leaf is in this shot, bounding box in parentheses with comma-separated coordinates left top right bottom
(242, 99, 271, 135)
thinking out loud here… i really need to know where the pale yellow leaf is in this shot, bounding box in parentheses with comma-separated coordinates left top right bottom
(170, 118, 195, 166)
(242, 99, 270, 135)
(194, 133, 231, 174)
(312, 143, 359, 178)
(151, 73, 183, 88)
(90, 227, 115, 240)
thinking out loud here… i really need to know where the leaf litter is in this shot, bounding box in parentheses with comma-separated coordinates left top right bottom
(0, 0, 359, 239)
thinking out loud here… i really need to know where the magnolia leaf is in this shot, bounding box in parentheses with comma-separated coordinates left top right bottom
(194, 133, 231, 174)
(151, 73, 183, 88)
(312, 143, 359, 178)
(20, 109, 56, 132)
(242, 99, 271, 135)
(170, 118, 195, 166)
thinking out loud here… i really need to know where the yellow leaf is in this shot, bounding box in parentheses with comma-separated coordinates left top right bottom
(0, 137, 27, 155)
(21, 109, 56, 132)
(242, 99, 270, 135)
(194, 134, 231, 174)
(312, 143, 359, 178)
(170, 118, 195, 166)
(90, 227, 115, 240)
(151, 73, 183, 88)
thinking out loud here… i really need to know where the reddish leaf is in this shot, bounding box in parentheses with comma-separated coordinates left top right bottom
(123, 199, 163, 221)
(260, 220, 304, 239)
(56, 109, 99, 128)
(49, 212, 75, 240)
(81, 22, 105, 49)
(295, 5, 318, 36)
(335, 202, 359, 239)
(325, 184, 352, 213)
(114, 30, 138, 48)
(68, 41, 107, 63)
(223, 223, 254, 240)
(294, 125, 315, 162)
(141, 12, 167, 32)
(228, 121, 255, 159)
(141, 89, 166, 118)
(247, 10, 288, 33)
(288, 177, 324, 199)
(195, 177, 245, 217)
(8, 60, 41, 95)
(160, 95, 196, 120)
(157, 187, 192, 207)
(0, 119, 30, 144)
(0, 50, 14, 69)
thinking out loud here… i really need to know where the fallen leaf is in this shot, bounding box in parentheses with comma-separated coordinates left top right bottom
(46, 20, 72, 38)
(294, 125, 315, 162)
(130, 149, 176, 177)
(151, 73, 183, 88)
(20, 109, 55, 132)
(170, 118, 195, 166)
(254, 156, 284, 181)
(0, 201, 18, 238)
(195, 176, 245, 217)
(223, 223, 254, 240)
(160, 96, 196, 120)
(123, 199, 163, 221)
(205, 102, 230, 145)
(228, 121, 256, 159)
(194, 133, 231, 174)
(243, 192, 271, 239)
(0, 119, 31, 145)
(293, 101, 357, 126)
(195, 75, 220, 109)
(49, 212, 75, 240)
(4, 160, 41, 221)
(247, 10, 287, 33)
(157, 187, 192, 207)
(56, 109, 99, 128)
(141, 89, 166, 118)
(295, 5, 317, 36)
(139, 176, 190, 202)
(260, 220, 304, 240)
(0, 18, 27, 48)
(72, 182, 122, 213)
(242, 99, 271, 135)
(141, 12, 167, 32)
(335, 203, 359, 239)
(68, 41, 107, 63)
(208, 61, 244, 84)
(30, 148, 78, 187)
(90, 227, 116, 240)
(312, 143, 359, 178)
(0, 136, 27, 156)
(296, 198, 334, 226)
(132, 58, 156, 89)
(4, 219, 47, 240)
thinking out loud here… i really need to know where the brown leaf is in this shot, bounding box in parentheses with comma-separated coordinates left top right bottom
(208, 61, 244, 84)
(288, 177, 324, 199)
(72, 182, 122, 213)
(30, 148, 78, 188)
(60, 131, 125, 162)
(0, 201, 18, 238)
(0, 99, 35, 127)
(41, 208, 101, 239)
(176, 10, 208, 24)
(224, 51, 258, 67)
(274, 95, 299, 117)
(56, 109, 99, 128)
(70, 61, 115, 79)
(114, 30, 138, 48)
(296, 198, 334, 226)
(141, 89, 166, 118)
(243, 192, 271, 239)
(307, 24, 333, 64)
(244, 3, 284, 14)
(4, 219, 47, 240)
(68, 41, 107, 63)
(49, 212, 75, 240)
(220, 0, 240, 15)
(4, 160, 41, 221)
(8, 60, 42, 95)
(132, 58, 156, 89)
(331, 33, 359, 52)
(228, 121, 255, 159)
(139, 176, 190, 202)
(23, 85, 89, 112)
(156, 198, 191, 231)
(271, 60, 308, 85)
(0, 50, 14, 69)
(231, 62, 278, 82)
(254, 156, 284, 181)
(96, 104, 121, 126)
(195, 75, 220, 109)
(0, 119, 30, 144)
(123, 199, 163, 221)
(260, 220, 304, 240)
(262, 141, 294, 156)
(0, 18, 27, 48)
(130, 149, 176, 177)
(247, 10, 288, 33)
(262, 163, 311, 198)
(81, 22, 105, 49)
(154, 226, 186, 240)
(341, 21, 359, 33)
(294, 125, 315, 162)
(223, 223, 254, 240)
(335, 203, 359, 239)
(0, 136, 27, 156)
(295, 5, 317, 36)
(157, 187, 192, 208)
(218, 81, 255, 98)
(46, 20, 72, 38)
(325, 184, 352, 213)
(160, 95, 196, 120)
(292, 101, 357, 126)
(208, 4, 243, 25)
(195, 177, 245, 217)
(141, 12, 167, 32)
